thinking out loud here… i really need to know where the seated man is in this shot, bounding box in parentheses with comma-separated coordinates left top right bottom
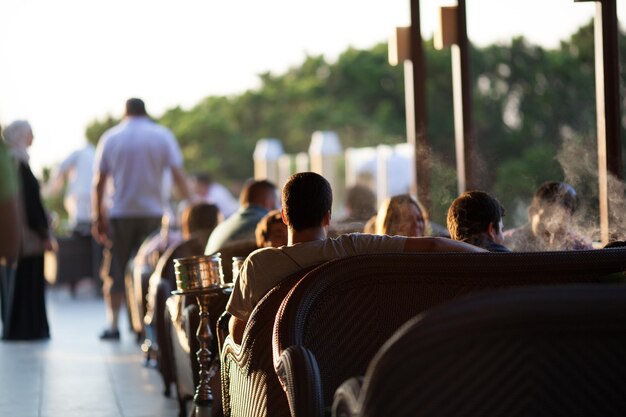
(227, 172, 485, 343)
(447, 190, 510, 252)
(504, 181, 593, 251)
(204, 179, 278, 255)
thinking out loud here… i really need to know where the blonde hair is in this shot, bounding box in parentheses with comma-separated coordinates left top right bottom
(375, 194, 428, 236)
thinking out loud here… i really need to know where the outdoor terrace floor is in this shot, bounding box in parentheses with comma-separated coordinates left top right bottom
(0, 283, 181, 417)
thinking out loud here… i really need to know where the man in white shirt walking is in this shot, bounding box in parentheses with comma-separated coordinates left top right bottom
(92, 98, 191, 340)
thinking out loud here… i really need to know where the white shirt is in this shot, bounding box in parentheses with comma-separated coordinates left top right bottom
(58, 144, 95, 225)
(205, 182, 239, 219)
(226, 233, 407, 321)
(95, 117, 183, 218)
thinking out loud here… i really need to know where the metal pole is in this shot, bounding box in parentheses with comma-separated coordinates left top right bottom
(452, 0, 475, 193)
(591, 0, 622, 244)
(452, 0, 472, 193)
(408, 0, 431, 210)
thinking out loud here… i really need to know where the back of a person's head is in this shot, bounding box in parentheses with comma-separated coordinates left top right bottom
(255, 209, 287, 248)
(239, 179, 277, 207)
(283, 172, 333, 231)
(125, 98, 147, 117)
(182, 202, 221, 238)
(531, 181, 578, 214)
(3, 120, 32, 145)
(345, 184, 377, 221)
(447, 190, 505, 241)
(375, 194, 428, 236)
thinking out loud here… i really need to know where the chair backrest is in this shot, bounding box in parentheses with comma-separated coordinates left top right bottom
(155, 236, 207, 290)
(151, 235, 213, 400)
(351, 284, 626, 417)
(273, 248, 626, 415)
(221, 264, 319, 417)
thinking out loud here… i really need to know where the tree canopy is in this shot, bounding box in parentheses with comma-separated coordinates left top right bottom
(84, 20, 626, 230)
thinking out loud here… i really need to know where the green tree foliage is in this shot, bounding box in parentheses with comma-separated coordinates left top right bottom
(84, 20, 625, 228)
(85, 115, 119, 146)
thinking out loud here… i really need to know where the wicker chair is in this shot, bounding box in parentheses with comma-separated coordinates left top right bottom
(220, 265, 319, 417)
(332, 284, 626, 417)
(272, 248, 626, 417)
(148, 236, 207, 396)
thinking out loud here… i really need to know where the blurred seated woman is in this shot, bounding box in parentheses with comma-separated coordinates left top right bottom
(255, 209, 288, 248)
(331, 185, 377, 236)
(375, 194, 428, 237)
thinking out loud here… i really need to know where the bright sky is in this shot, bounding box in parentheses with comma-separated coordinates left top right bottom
(0, 0, 621, 176)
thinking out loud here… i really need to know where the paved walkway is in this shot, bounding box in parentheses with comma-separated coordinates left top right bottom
(0, 284, 180, 417)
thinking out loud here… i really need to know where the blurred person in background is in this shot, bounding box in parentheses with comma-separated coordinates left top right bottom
(375, 194, 428, 238)
(331, 184, 377, 236)
(44, 140, 95, 236)
(204, 179, 279, 255)
(504, 181, 593, 251)
(191, 172, 238, 219)
(0, 123, 20, 331)
(2, 120, 55, 340)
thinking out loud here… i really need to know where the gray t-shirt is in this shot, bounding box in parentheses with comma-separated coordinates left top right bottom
(226, 233, 407, 321)
(94, 117, 183, 218)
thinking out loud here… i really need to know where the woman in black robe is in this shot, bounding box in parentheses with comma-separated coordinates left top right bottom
(2, 120, 53, 340)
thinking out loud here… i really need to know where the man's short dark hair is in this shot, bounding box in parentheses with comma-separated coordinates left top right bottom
(125, 98, 147, 116)
(282, 172, 332, 231)
(531, 181, 578, 214)
(447, 190, 505, 241)
(240, 179, 277, 206)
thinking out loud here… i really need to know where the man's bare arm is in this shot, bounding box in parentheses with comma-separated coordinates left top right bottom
(171, 166, 192, 201)
(92, 171, 109, 244)
(403, 236, 487, 253)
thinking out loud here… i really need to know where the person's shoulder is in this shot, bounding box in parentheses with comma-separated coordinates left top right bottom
(98, 124, 128, 150)
(145, 120, 175, 137)
(503, 224, 529, 238)
(335, 232, 399, 243)
(503, 224, 535, 251)
(60, 149, 80, 168)
(101, 121, 127, 138)
(81, 144, 96, 156)
(246, 246, 285, 264)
